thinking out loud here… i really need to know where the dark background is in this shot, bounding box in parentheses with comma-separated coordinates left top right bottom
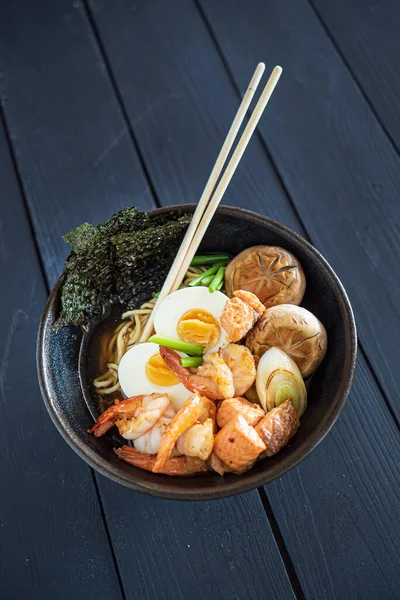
(1, 1, 399, 599)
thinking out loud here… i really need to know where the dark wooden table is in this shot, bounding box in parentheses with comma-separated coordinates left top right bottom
(1, 1, 399, 599)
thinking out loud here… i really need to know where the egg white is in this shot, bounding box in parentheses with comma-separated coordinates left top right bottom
(118, 342, 192, 411)
(153, 287, 230, 353)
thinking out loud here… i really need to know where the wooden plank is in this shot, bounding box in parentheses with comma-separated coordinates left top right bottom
(0, 123, 123, 598)
(311, 0, 400, 152)
(190, 0, 400, 596)
(86, 0, 302, 235)
(268, 355, 400, 600)
(199, 0, 400, 422)
(0, 0, 154, 288)
(95, 480, 297, 600)
(85, 0, 400, 597)
(0, 2, 297, 599)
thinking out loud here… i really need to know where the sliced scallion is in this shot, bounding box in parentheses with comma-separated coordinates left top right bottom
(209, 266, 226, 293)
(180, 356, 203, 368)
(148, 334, 205, 356)
(188, 262, 225, 286)
(190, 254, 230, 266)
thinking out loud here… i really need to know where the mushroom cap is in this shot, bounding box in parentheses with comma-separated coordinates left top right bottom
(246, 304, 327, 378)
(224, 245, 306, 308)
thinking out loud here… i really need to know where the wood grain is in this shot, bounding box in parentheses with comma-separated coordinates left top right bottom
(0, 0, 154, 288)
(199, 0, 400, 422)
(98, 482, 296, 600)
(87, 0, 302, 235)
(268, 354, 400, 600)
(311, 0, 400, 152)
(0, 1, 297, 598)
(87, 0, 400, 597)
(0, 121, 123, 599)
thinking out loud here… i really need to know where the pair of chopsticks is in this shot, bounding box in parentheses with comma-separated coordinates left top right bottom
(140, 63, 282, 343)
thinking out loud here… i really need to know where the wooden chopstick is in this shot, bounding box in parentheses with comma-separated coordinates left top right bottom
(139, 62, 266, 343)
(169, 66, 283, 293)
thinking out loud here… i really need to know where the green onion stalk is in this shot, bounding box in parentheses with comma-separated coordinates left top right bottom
(180, 356, 203, 368)
(190, 254, 230, 266)
(148, 334, 205, 357)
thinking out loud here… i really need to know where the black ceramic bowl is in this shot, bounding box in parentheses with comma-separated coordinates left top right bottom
(37, 205, 357, 500)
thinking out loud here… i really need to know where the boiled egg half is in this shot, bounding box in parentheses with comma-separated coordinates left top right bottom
(118, 342, 192, 411)
(154, 286, 230, 353)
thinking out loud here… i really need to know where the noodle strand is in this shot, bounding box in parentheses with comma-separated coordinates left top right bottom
(93, 266, 213, 395)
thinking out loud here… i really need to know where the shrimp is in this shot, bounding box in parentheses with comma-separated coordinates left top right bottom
(154, 393, 207, 472)
(88, 393, 170, 439)
(159, 346, 230, 400)
(88, 395, 144, 437)
(217, 396, 265, 429)
(116, 394, 171, 440)
(198, 397, 217, 432)
(133, 404, 176, 454)
(221, 290, 265, 342)
(222, 344, 256, 396)
(176, 418, 214, 460)
(197, 351, 235, 399)
(115, 446, 209, 476)
(213, 414, 266, 473)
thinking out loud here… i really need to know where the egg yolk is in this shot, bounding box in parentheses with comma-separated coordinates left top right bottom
(177, 309, 221, 350)
(145, 353, 180, 386)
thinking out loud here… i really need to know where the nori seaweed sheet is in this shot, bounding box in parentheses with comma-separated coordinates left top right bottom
(54, 207, 191, 329)
(112, 215, 191, 308)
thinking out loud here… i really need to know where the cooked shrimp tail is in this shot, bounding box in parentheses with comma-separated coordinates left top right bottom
(88, 395, 144, 437)
(159, 346, 191, 384)
(183, 374, 223, 400)
(159, 346, 226, 400)
(116, 446, 209, 476)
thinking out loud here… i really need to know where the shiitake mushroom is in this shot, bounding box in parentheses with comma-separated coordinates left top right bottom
(246, 304, 327, 378)
(224, 245, 306, 308)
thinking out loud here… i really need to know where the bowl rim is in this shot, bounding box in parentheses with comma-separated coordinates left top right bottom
(37, 204, 358, 500)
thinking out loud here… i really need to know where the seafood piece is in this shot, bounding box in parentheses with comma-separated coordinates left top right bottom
(133, 404, 176, 454)
(234, 290, 265, 315)
(221, 290, 265, 342)
(255, 399, 300, 456)
(176, 418, 214, 460)
(213, 415, 266, 472)
(116, 394, 171, 440)
(246, 304, 327, 378)
(217, 397, 265, 429)
(209, 452, 230, 476)
(88, 395, 144, 437)
(116, 446, 209, 476)
(224, 245, 306, 308)
(88, 393, 171, 439)
(154, 394, 208, 472)
(198, 398, 217, 432)
(197, 351, 235, 398)
(159, 346, 231, 400)
(221, 296, 256, 342)
(222, 344, 256, 396)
